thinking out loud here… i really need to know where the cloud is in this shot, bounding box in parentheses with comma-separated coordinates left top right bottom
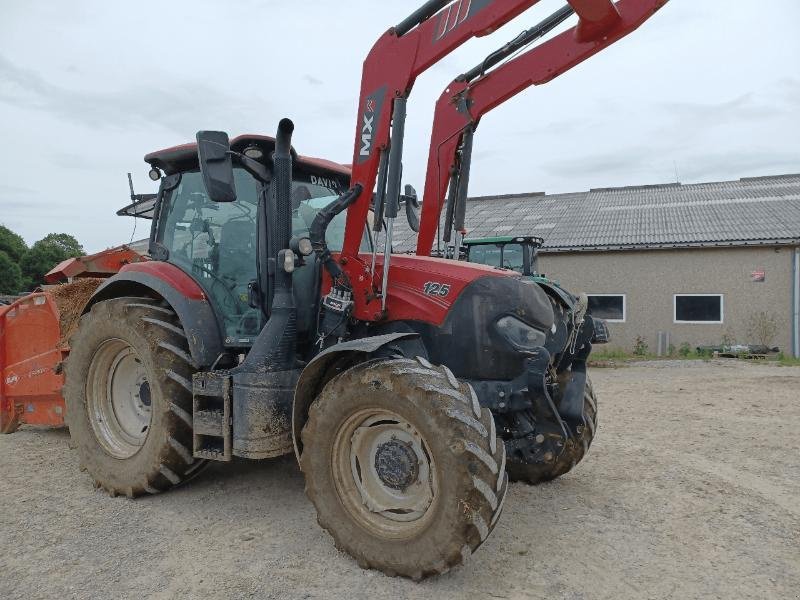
(0, 54, 255, 135)
(677, 152, 800, 182)
(542, 148, 651, 179)
(0, 183, 36, 195)
(303, 74, 323, 86)
(658, 93, 782, 127)
(542, 147, 800, 188)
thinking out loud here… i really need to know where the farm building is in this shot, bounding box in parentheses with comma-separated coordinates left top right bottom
(392, 174, 800, 357)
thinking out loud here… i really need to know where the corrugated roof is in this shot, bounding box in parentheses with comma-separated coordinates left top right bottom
(391, 174, 800, 253)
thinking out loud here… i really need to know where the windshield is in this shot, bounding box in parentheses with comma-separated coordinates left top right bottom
(468, 244, 502, 268)
(157, 168, 366, 345)
(467, 242, 525, 272)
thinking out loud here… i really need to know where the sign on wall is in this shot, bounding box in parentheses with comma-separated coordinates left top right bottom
(751, 269, 766, 282)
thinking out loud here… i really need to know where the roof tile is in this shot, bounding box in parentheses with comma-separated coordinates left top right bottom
(391, 174, 800, 252)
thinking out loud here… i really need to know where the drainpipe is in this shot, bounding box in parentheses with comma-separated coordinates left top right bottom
(793, 246, 800, 358)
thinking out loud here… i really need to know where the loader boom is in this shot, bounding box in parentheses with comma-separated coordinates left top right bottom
(339, 0, 667, 319)
(416, 0, 667, 253)
(341, 1, 548, 305)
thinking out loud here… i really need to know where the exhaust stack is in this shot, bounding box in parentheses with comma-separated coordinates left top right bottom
(238, 118, 297, 372)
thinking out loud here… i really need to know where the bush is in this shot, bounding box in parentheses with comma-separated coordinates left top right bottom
(746, 311, 778, 347)
(0, 225, 28, 263)
(633, 336, 649, 356)
(720, 330, 737, 347)
(678, 342, 692, 357)
(19, 233, 84, 290)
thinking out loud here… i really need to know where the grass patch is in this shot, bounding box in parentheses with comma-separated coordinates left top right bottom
(589, 347, 713, 363)
(591, 348, 799, 366)
(589, 348, 633, 361)
(777, 353, 800, 366)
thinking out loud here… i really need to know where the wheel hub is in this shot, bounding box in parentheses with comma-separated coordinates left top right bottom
(138, 381, 152, 408)
(374, 438, 419, 491)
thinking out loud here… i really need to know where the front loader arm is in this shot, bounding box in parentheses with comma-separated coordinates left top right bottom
(415, 0, 668, 255)
(340, 1, 550, 297)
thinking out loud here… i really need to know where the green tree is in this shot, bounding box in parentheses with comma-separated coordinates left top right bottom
(0, 250, 22, 294)
(20, 233, 85, 290)
(0, 224, 28, 263)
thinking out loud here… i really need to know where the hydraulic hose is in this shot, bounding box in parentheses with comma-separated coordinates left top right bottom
(395, 0, 450, 37)
(309, 184, 363, 285)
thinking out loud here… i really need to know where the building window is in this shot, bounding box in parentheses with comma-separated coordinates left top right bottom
(674, 294, 723, 324)
(587, 294, 626, 322)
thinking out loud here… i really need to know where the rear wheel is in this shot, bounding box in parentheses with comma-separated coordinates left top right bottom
(300, 357, 507, 580)
(506, 379, 598, 485)
(63, 297, 206, 497)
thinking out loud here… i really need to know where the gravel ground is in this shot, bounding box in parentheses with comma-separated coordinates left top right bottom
(1, 360, 798, 599)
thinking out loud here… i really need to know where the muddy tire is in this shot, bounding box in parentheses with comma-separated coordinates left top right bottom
(506, 379, 598, 485)
(63, 297, 206, 497)
(300, 357, 507, 580)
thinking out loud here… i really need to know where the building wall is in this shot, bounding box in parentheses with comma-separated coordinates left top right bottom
(538, 246, 797, 354)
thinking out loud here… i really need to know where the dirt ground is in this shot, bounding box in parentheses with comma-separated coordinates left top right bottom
(1, 360, 798, 600)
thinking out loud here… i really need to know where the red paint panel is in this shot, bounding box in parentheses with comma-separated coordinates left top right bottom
(120, 261, 207, 300)
(383, 255, 516, 325)
(342, 253, 516, 325)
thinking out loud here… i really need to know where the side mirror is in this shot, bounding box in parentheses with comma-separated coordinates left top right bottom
(401, 184, 420, 232)
(196, 130, 236, 202)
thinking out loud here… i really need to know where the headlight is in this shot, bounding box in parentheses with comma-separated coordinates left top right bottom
(495, 315, 547, 351)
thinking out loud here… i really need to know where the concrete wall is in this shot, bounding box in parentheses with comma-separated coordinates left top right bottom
(538, 246, 797, 354)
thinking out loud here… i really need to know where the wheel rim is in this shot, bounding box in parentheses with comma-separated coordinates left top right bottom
(332, 408, 438, 539)
(86, 339, 152, 459)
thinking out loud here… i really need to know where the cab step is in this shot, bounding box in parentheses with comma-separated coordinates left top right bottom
(192, 371, 232, 461)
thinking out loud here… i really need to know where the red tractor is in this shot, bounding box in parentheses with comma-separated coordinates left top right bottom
(2, 0, 666, 579)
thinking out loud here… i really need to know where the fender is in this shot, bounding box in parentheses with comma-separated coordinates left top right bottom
(86, 262, 224, 369)
(291, 332, 418, 461)
(534, 279, 576, 311)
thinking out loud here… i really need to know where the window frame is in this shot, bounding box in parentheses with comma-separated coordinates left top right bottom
(586, 293, 627, 323)
(673, 293, 724, 324)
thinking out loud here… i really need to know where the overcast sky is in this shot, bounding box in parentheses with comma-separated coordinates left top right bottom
(1, 0, 798, 252)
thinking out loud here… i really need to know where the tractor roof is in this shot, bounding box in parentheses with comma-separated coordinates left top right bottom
(120, 135, 351, 220)
(144, 134, 351, 179)
(463, 235, 544, 246)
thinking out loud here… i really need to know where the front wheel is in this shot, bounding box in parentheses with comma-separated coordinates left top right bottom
(300, 357, 507, 580)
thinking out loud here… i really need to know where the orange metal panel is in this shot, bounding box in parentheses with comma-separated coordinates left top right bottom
(0, 293, 66, 432)
(44, 244, 145, 284)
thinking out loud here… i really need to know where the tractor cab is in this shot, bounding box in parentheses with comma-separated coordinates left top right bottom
(124, 135, 369, 349)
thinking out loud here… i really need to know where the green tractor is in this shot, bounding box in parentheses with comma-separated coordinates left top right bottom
(463, 235, 546, 280)
(462, 235, 610, 481)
